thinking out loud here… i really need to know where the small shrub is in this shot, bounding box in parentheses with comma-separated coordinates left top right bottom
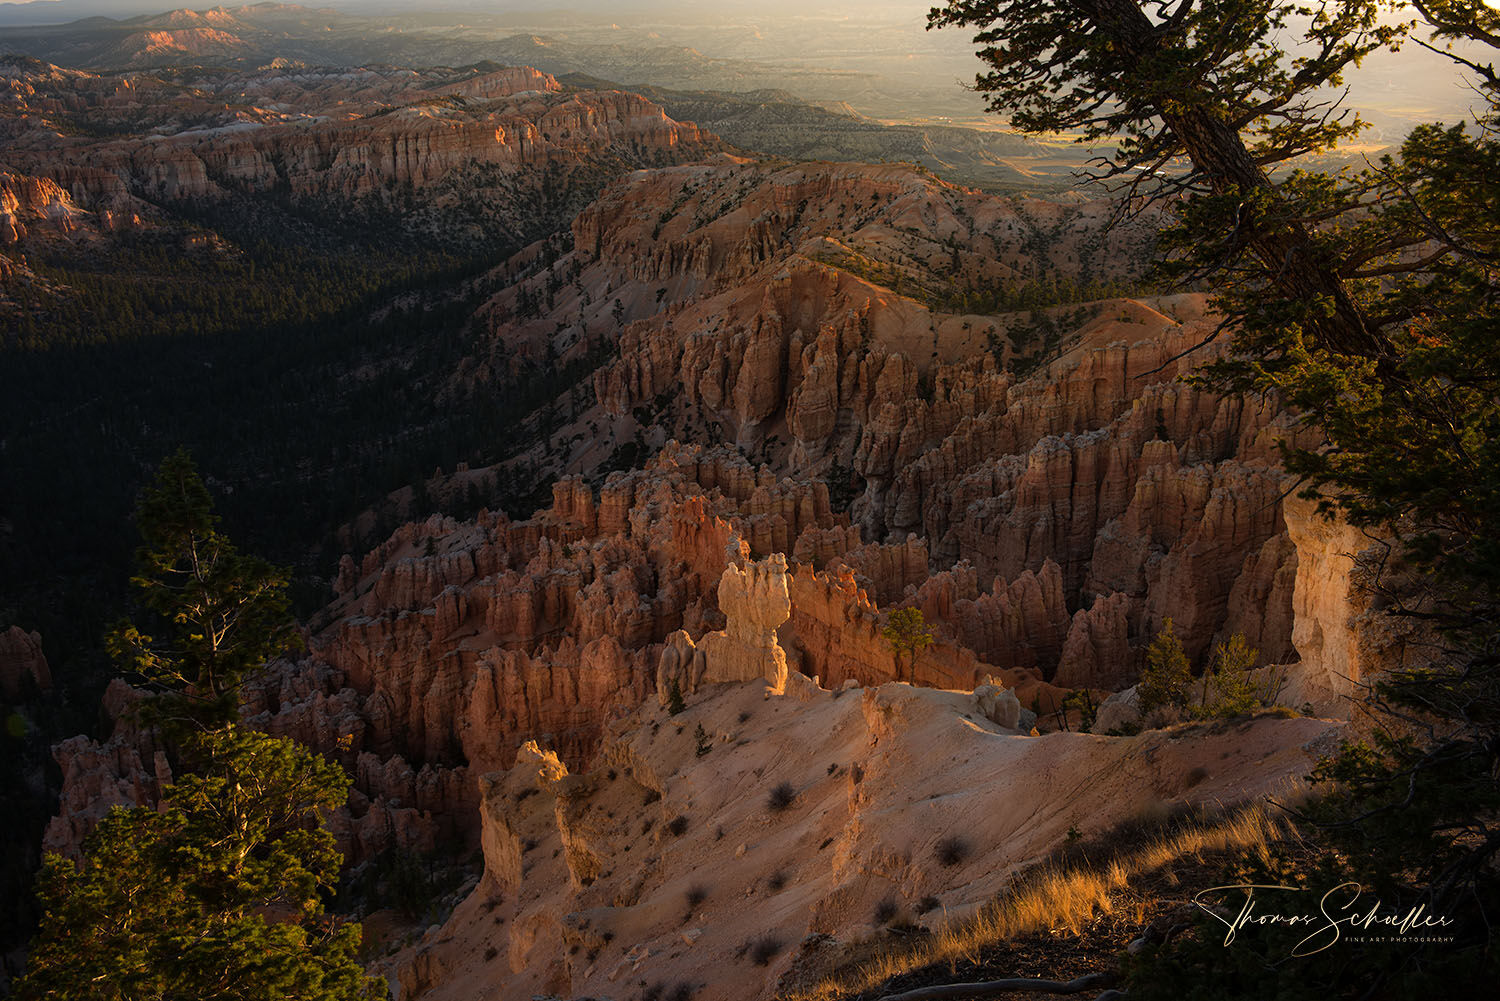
(643, 788, 662, 806)
(935, 835, 970, 867)
(667, 985, 694, 1001)
(738, 711, 752, 724)
(748, 936, 782, 966)
(827, 762, 838, 775)
(667, 680, 686, 716)
(1060, 687, 1098, 732)
(685, 885, 708, 909)
(483, 945, 498, 961)
(767, 782, 797, 813)
(766, 870, 789, 892)
(873, 898, 901, 926)
(693, 724, 712, 757)
(666, 815, 689, 837)
(916, 895, 941, 915)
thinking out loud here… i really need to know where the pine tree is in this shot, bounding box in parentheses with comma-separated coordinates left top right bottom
(1196, 633, 1261, 718)
(16, 726, 378, 1001)
(106, 449, 299, 726)
(1137, 618, 1191, 714)
(929, 0, 1406, 359)
(882, 607, 934, 683)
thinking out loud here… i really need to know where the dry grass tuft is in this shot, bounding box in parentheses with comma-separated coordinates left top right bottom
(783, 804, 1287, 1001)
(768, 781, 798, 813)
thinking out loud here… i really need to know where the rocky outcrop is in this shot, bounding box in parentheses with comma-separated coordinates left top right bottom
(1273, 493, 1432, 715)
(42, 680, 163, 857)
(1054, 592, 1134, 690)
(393, 675, 1342, 1001)
(0, 625, 51, 700)
(655, 629, 706, 706)
(972, 677, 1024, 730)
(469, 160, 1299, 688)
(1280, 491, 1373, 709)
(0, 172, 91, 244)
(698, 554, 792, 692)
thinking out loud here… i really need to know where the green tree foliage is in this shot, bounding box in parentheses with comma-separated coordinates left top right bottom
(16, 726, 378, 1001)
(882, 607, 934, 682)
(934, 0, 1500, 990)
(929, 0, 1406, 358)
(1137, 618, 1192, 714)
(1059, 687, 1098, 732)
(106, 450, 299, 725)
(1194, 633, 1261, 718)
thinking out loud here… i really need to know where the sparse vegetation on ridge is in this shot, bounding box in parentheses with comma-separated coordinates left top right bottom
(780, 805, 1288, 1001)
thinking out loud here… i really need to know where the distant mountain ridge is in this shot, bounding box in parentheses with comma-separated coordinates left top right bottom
(557, 72, 1057, 191)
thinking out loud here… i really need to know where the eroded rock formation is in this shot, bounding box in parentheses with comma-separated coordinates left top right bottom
(0, 625, 51, 700)
(698, 554, 792, 692)
(37, 147, 1402, 999)
(0, 58, 721, 251)
(388, 676, 1342, 1001)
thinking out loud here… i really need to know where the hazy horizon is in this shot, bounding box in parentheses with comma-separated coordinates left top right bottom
(0, 0, 1485, 138)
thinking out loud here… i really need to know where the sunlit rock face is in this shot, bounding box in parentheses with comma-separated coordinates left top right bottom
(0, 58, 723, 250)
(40, 151, 1329, 867)
(36, 125, 1404, 1001)
(699, 554, 792, 693)
(398, 674, 1341, 1001)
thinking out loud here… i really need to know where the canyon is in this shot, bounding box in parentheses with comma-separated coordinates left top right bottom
(0, 56, 720, 254)
(36, 171, 1381, 991)
(2, 37, 1400, 1001)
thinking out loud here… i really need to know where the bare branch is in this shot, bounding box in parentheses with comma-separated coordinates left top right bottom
(877, 972, 1116, 1001)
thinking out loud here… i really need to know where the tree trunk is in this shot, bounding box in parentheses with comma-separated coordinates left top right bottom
(1084, 0, 1390, 359)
